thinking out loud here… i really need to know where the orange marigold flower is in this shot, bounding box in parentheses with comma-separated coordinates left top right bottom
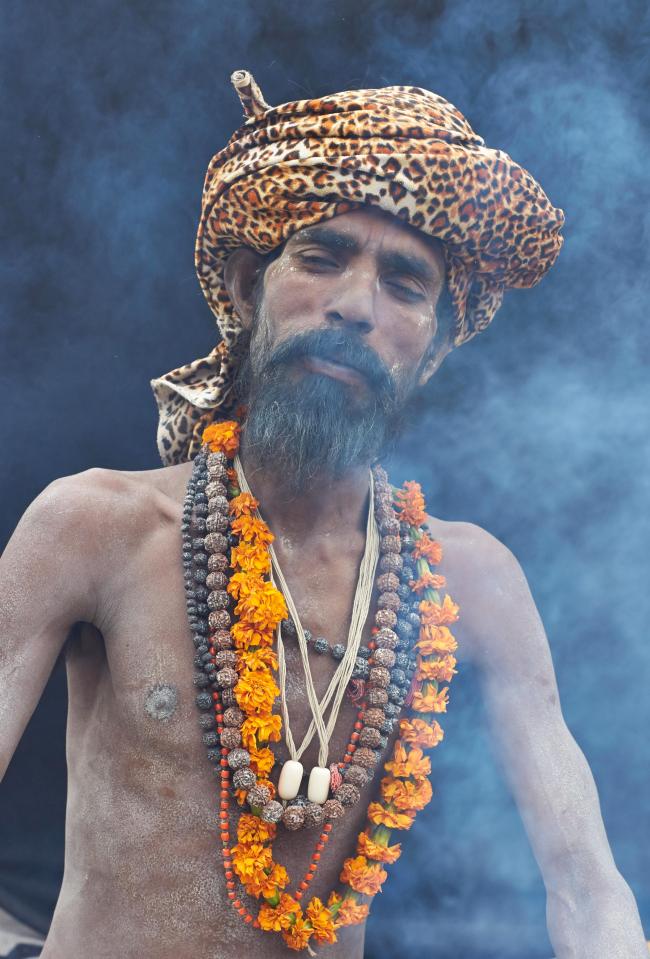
(258, 904, 285, 932)
(394, 481, 427, 528)
(281, 914, 313, 951)
(384, 742, 432, 779)
(411, 533, 443, 565)
(202, 420, 241, 457)
(327, 890, 342, 910)
(409, 571, 447, 594)
(356, 830, 402, 864)
(339, 855, 388, 896)
(240, 646, 278, 672)
(419, 594, 459, 627)
(235, 670, 279, 715)
(235, 581, 288, 632)
(305, 896, 337, 944)
(411, 683, 449, 714)
(245, 862, 289, 899)
(229, 491, 259, 517)
(416, 624, 458, 655)
(241, 714, 282, 749)
(415, 653, 457, 683)
(334, 897, 370, 928)
(231, 514, 275, 547)
(230, 543, 271, 575)
(398, 717, 445, 749)
(366, 802, 417, 830)
(259, 892, 299, 931)
(230, 621, 275, 651)
(381, 775, 433, 811)
(231, 841, 273, 882)
(236, 813, 276, 844)
(249, 745, 276, 777)
(227, 570, 265, 601)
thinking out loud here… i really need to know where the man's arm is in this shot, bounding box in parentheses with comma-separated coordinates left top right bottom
(0, 471, 103, 781)
(451, 524, 647, 959)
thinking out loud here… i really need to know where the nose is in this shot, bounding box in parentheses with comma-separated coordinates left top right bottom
(325, 266, 376, 336)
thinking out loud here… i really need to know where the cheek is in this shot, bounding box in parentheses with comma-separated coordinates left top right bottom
(374, 305, 436, 380)
(262, 266, 325, 338)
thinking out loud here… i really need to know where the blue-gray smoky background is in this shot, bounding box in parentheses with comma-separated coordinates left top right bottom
(1, 1, 649, 956)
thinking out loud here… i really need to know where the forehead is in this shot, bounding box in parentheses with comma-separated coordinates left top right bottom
(286, 206, 446, 274)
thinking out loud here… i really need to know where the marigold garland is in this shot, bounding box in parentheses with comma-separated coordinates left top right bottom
(199, 422, 460, 951)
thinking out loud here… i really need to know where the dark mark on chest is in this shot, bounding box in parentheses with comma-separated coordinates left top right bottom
(144, 683, 179, 721)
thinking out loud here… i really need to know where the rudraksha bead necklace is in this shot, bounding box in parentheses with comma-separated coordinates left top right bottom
(182, 446, 419, 833)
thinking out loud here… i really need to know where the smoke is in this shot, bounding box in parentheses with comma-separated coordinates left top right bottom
(1, 0, 648, 954)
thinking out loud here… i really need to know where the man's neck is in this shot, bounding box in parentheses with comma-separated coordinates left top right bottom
(238, 442, 372, 546)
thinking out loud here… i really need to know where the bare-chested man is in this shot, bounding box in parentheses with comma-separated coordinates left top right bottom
(1, 73, 648, 958)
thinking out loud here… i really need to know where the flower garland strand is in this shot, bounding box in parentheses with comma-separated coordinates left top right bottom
(199, 422, 459, 952)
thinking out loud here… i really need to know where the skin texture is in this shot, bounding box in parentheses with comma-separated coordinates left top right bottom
(1, 208, 647, 958)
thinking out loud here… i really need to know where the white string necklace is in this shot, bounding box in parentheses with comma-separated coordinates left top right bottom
(233, 454, 380, 803)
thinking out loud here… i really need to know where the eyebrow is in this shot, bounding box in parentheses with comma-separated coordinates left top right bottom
(291, 225, 440, 287)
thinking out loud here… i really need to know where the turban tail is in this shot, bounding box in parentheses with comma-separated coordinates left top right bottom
(151, 70, 564, 464)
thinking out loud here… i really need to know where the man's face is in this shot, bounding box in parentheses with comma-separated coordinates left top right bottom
(226, 206, 450, 490)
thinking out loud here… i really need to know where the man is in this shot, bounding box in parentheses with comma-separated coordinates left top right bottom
(1, 71, 647, 958)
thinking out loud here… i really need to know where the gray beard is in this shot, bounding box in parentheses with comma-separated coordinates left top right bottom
(233, 327, 407, 495)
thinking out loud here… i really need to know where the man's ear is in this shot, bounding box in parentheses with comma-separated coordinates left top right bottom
(417, 341, 451, 386)
(223, 247, 266, 331)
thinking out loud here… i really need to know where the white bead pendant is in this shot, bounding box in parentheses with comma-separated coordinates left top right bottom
(278, 760, 304, 800)
(307, 766, 331, 804)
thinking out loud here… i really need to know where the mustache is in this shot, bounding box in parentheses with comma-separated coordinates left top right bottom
(259, 328, 395, 395)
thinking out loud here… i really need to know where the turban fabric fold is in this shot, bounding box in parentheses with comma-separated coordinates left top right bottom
(151, 70, 564, 465)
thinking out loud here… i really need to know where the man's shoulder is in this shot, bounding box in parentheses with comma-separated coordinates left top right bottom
(425, 513, 514, 567)
(41, 460, 193, 538)
(424, 514, 523, 665)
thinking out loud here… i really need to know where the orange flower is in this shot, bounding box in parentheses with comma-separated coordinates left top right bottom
(339, 855, 388, 896)
(419, 594, 459, 627)
(334, 897, 370, 928)
(416, 625, 458, 655)
(411, 533, 443, 565)
(231, 621, 275, 650)
(202, 420, 241, 457)
(245, 862, 289, 898)
(227, 570, 265, 601)
(230, 543, 271, 575)
(394, 480, 427, 527)
(366, 802, 417, 830)
(231, 514, 275, 547)
(258, 892, 300, 931)
(398, 717, 445, 749)
(239, 646, 278, 672)
(241, 714, 282, 749)
(411, 683, 449, 714)
(381, 775, 433, 811)
(249, 745, 276, 777)
(258, 904, 285, 932)
(356, 830, 402, 864)
(415, 653, 457, 683)
(305, 896, 337, 944)
(235, 581, 288, 632)
(281, 914, 313, 951)
(409, 571, 447, 594)
(235, 670, 279, 715)
(231, 841, 273, 882)
(236, 813, 276, 844)
(229, 492, 259, 517)
(384, 742, 432, 779)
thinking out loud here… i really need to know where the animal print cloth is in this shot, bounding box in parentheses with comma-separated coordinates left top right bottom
(150, 69, 564, 465)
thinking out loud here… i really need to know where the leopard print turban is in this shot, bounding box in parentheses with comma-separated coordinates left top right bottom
(151, 69, 564, 465)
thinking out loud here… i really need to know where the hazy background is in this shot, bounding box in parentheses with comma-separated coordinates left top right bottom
(1, 0, 649, 956)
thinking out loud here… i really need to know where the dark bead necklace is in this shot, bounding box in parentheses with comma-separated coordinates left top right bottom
(181, 445, 420, 830)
